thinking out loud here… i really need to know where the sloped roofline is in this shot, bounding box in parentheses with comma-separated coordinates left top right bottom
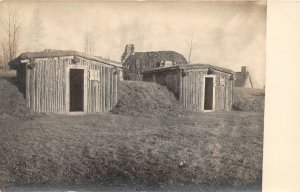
(141, 64, 235, 75)
(9, 50, 121, 69)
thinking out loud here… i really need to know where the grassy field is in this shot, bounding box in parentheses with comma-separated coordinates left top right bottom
(0, 112, 263, 187)
(0, 77, 264, 189)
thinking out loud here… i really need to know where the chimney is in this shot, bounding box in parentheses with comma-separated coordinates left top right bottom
(241, 66, 248, 75)
(121, 44, 135, 63)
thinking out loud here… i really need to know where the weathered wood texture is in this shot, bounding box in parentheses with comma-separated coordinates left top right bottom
(19, 56, 119, 114)
(143, 68, 233, 112)
(143, 69, 181, 99)
(213, 71, 233, 111)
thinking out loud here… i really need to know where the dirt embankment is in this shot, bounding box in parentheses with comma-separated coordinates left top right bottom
(111, 81, 186, 117)
(114, 82, 265, 114)
(0, 77, 36, 119)
(232, 88, 265, 112)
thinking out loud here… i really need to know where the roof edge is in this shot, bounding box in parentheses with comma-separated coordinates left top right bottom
(76, 52, 121, 67)
(141, 64, 234, 74)
(9, 50, 121, 69)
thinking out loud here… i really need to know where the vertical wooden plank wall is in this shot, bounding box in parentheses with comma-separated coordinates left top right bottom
(143, 70, 180, 99)
(75, 58, 119, 114)
(27, 57, 70, 114)
(181, 70, 205, 111)
(25, 56, 119, 114)
(144, 68, 234, 112)
(213, 72, 233, 111)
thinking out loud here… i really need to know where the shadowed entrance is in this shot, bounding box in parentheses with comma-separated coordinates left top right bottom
(204, 77, 214, 110)
(69, 69, 84, 112)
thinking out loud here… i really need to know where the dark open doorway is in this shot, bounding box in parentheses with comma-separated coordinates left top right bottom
(204, 77, 214, 111)
(69, 69, 84, 112)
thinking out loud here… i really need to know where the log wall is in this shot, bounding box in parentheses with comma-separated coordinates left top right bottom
(143, 69, 181, 99)
(21, 56, 119, 114)
(143, 68, 233, 112)
(182, 70, 233, 111)
(181, 70, 206, 111)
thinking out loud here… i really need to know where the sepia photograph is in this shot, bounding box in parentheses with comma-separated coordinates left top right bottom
(0, 1, 266, 191)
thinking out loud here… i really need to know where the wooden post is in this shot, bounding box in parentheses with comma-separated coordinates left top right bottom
(114, 68, 118, 107)
(83, 66, 88, 114)
(104, 67, 108, 111)
(102, 66, 105, 112)
(26, 62, 30, 108)
(179, 69, 183, 103)
(36, 62, 39, 112)
(106, 68, 111, 110)
(65, 67, 70, 114)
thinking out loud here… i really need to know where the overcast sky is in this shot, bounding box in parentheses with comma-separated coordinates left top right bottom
(0, 1, 266, 88)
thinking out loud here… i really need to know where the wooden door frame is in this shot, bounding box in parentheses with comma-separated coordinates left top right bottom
(202, 75, 216, 112)
(65, 65, 88, 115)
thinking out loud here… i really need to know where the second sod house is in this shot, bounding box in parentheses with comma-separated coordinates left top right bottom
(234, 66, 254, 88)
(121, 44, 188, 81)
(142, 64, 235, 112)
(9, 49, 122, 115)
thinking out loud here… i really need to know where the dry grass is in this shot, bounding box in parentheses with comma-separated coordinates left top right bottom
(112, 81, 187, 117)
(0, 78, 263, 188)
(233, 88, 265, 112)
(0, 77, 37, 119)
(0, 112, 263, 187)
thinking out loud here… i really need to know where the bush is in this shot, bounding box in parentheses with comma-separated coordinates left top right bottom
(232, 88, 265, 112)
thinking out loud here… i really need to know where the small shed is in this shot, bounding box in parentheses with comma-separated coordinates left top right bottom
(142, 64, 235, 112)
(121, 44, 188, 81)
(9, 49, 122, 115)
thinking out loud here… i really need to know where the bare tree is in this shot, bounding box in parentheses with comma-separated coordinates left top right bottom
(0, 42, 8, 70)
(30, 7, 44, 51)
(185, 34, 200, 64)
(0, 7, 22, 71)
(83, 31, 95, 55)
(1, 42, 9, 70)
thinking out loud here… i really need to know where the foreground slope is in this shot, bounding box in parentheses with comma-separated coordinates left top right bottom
(0, 112, 263, 186)
(0, 78, 263, 187)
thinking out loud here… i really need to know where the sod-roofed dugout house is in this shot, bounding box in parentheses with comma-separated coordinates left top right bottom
(234, 66, 254, 88)
(142, 64, 235, 112)
(121, 44, 188, 81)
(9, 49, 122, 115)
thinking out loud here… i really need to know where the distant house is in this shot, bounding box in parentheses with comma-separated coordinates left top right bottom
(9, 49, 122, 115)
(121, 44, 188, 81)
(234, 66, 253, 88)
(142, 64, 235, 112)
